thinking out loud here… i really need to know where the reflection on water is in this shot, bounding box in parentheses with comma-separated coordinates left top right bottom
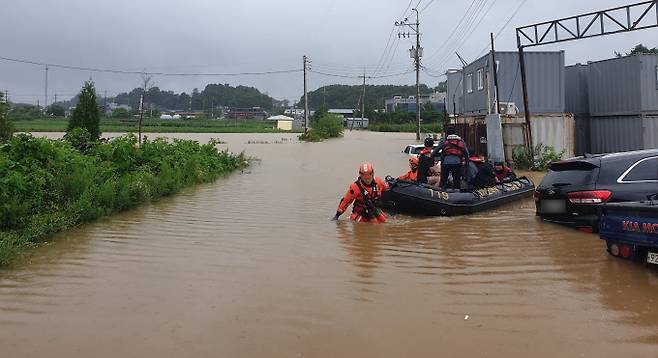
(1, 131, 658, 357)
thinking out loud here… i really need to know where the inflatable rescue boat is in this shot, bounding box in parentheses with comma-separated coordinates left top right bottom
(381, 177, 535, 216)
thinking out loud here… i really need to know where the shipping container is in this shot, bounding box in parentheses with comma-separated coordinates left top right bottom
(454, 51, 565, 115)
(589, 115, 644, 154)
(587, 54, 658, 116)
(500, 113, 574, 161)
(565, 64, 589, 115)
(446, 69, 463, 115)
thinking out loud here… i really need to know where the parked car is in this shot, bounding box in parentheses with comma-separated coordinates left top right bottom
(599, 201, 658, 264)
(534, 149, 658, 232)
(402, 143, 439, 157)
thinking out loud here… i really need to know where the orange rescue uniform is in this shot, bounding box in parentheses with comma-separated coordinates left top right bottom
(337, 177, 389, 223)
(398, 169, 418, 181)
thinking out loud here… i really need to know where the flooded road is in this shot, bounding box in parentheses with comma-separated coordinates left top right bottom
(2, 131, 658, 357)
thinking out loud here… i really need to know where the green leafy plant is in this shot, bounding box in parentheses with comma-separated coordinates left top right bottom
(68, 81, 101, 140)
(0, 133, 248, 267)
(513, 143, 565, 171)
(0, 92, 12, 142)
(299, 113, 343, 142)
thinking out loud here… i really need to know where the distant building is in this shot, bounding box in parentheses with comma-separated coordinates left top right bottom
(343, 117, 369, 129)
(227, 107, 267, 120)
(328, 109, 355, 119)
(384, 93, 446, 113)
(105, 102, 132, 115)
(268, 115, 296, 131)
(566, 53, 658, 154)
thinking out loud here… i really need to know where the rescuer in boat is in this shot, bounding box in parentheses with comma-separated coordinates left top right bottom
(466, 155, 497, 188)
(494, 161, 517, 183)
(398, 156, 419, 181)
(417, 137, 441, 185)
(333, 162, 389, 223)
(434, 127, 469, 190)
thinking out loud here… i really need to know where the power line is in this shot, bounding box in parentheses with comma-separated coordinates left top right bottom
(474, 0, 529, 58)
(419, 0, 436, 12)
(423, 0, 481, 62)
(309, 69, 414, 79)
(426, 0, 490, 66)
(0, 55, 302, 77)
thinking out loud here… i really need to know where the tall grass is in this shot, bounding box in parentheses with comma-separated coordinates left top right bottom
(368, 122, 443, 133)
(0, 133, 247, 267)
(12, 118, 297, 133)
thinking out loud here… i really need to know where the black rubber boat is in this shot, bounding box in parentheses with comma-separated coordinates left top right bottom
(381, 177, 535, 216)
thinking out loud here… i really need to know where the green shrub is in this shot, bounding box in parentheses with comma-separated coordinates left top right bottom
(0, 92, 12, 142)
(0, 133, 248, 266)
(299, 113, 343, 142)
(513, 143, 564, 171)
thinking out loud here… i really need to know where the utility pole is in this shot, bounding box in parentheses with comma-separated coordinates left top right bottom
(44, 66, 49, 111)
(395, 8, 422, 140)
(104, 90, 107, 117)
(139, 73, 152, 144)
(490, 33, 501, 114)
(303, 55, 310, 132)
(357, 69, 371, 127)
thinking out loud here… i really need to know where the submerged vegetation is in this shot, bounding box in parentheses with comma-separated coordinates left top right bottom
(298, 113, 344, 142)
(0, 132, 247, 267)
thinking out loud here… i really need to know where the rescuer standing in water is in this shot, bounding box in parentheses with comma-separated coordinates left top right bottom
(333, 162, 389, 223)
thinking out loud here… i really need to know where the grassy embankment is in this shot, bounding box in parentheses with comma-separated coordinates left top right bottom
(368, 122, 443, 133)
(0, 133, 248, 267)
(13, 118, 299, 133)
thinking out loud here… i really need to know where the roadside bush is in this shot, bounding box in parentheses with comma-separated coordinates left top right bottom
(513, 143, 564, 171)
(299, 113, 343, 142)
(0, 133, 247, 267)
(0, 92, 12, 142)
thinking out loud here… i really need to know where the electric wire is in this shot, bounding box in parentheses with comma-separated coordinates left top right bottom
(0, 55, 302, 77)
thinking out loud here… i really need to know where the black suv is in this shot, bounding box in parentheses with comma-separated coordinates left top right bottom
(535, 149, 658, 232)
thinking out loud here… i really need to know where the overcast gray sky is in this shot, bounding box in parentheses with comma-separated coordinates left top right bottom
(1, 0, 656, 105)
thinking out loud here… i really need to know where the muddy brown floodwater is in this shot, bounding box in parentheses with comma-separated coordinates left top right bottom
(2, 131, 658, 357)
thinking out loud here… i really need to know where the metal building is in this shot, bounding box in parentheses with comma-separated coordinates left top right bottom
(565, 54, 658, 154)
(447, 51, 565, 115)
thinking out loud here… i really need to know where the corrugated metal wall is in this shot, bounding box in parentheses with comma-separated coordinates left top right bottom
(499, 114, 574, 160)
(640, 54, 658, 113)
(643, 115, 658, 148)
(496, 51, 565, 114)
(588, 56, 642, 116)
(574, 114, 591, 155)
(462, 55, 490, 115)
(446, 70, 463, 115)
(565, 64, 589, 115)
(589, 116, 644, 153)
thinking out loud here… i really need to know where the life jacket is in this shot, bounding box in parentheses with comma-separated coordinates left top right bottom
(495, 166, 513, 182)
(442, 136, 466, 159)
(351, 178, 384, 216)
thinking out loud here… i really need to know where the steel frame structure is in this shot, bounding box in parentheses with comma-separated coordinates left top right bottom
(514, 1, 658, 149)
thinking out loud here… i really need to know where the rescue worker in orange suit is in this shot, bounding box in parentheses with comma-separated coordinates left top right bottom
(434, 126, 469, 189)
(399, 156, 419, 181)
(333, 162, 389, 223)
